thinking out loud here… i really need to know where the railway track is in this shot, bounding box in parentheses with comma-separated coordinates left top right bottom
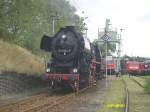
(0, 86, 90, 112)
(122, 76, 145, 112)
(0, 93, 48, 112)
(122, 78, 129, 112)
(130, 77, 144, 88)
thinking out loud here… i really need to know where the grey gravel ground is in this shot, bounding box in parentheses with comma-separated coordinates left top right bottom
(65, 78, 111, 112)
(0, 77, 112, 112)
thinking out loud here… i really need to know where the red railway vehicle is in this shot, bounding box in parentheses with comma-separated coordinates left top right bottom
(101, 57, 117, 75)
(140, 60, 150, 75)
(107, 60, 117, 70)
(125, 61, 142, 75)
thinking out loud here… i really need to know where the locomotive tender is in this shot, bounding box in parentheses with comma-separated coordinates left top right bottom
(40, 26, 101, 91)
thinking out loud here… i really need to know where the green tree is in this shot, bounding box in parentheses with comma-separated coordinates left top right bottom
(0, 0, 85, 55)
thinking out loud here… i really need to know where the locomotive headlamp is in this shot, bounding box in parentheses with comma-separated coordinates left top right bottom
(145, 65, 148, 67)
(46, 68, 50, 72)
(62, 34, 66, 39)
(73, 68, 78, 73)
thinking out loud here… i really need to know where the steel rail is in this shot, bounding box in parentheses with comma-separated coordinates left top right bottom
(122, 78, 129, 112)
(23, 86, 90, 112)
(131, 77, 144, 88)
(0, 93, 48, 111)
(0, 86, 90, 112)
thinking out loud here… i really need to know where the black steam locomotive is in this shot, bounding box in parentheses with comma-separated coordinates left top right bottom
(40, 26, 101, 91)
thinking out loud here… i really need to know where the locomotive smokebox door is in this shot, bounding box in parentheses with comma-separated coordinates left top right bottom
(40, 35, 52, 51)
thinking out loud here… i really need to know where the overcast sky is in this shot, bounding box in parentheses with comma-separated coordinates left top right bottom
(69, 0, 150, 57)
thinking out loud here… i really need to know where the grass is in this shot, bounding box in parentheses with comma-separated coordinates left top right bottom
(131, 76, 145, 86)
(142, 76, 150, 93)
(96, 76, 125, 112)
(141, 75, 150, 80)
(132, 75, 150, 93)
(96, 76, 150, 112)
(124, 76, 150, 112)
(144, 79, 150, 93)
(131, 75, 150, 93)
(0, 40, 44, 75)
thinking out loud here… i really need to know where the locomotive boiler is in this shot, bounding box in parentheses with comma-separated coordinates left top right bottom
(40, 26, 101, 91)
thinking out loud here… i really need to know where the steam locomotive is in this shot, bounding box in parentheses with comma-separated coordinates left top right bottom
(40, 26, 102, 92)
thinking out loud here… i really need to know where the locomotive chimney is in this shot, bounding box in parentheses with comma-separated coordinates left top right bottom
(66, 26, 75, 30)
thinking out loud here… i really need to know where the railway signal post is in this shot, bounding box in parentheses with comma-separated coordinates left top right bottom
(102, 19, 111, 78)
(97, 19, 122, 78)
(102, 33, 110, 78)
